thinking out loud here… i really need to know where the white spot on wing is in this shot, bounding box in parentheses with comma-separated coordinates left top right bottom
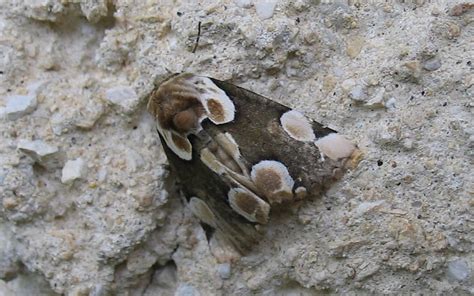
(250, 160, 295, 191)
(314, 133, 356, 161)
(157, 123, 192, 160)
(195, 77, 235, 124)
(280, 110, 315, 142)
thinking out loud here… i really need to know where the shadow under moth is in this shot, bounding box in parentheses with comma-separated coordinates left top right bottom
(147, 73, 361, 254)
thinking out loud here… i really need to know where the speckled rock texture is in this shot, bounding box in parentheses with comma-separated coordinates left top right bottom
(0, 0, 472, 295)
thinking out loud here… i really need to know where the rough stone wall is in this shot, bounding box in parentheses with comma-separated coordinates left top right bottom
(0, 0, 472, 295)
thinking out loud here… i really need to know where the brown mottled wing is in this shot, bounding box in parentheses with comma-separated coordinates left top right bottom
(208, 78, 343, 197)
(158, 128, 261, 253)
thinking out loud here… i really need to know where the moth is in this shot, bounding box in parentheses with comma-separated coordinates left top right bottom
(147, 73, 361, 253)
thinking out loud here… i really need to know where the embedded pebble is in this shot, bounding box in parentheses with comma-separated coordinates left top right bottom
(74, 102, 105, 129)
(255, 0, 277, 20)
(234, 0, 252, 8)
(447, 259, 470, 281)
(61, 158, 86, 184)
(349, 85, 366, 102)
(1, 94, 37, 120)
(175, 283, 201, 296)
(365, 87, 386, 108)
(217, 263, 231, 279)
(423, 58, 442, 71)
(355, 200, 385, 216)
(394, 61, 422, 83)
(50, 101, 106, 135)
(105, 86, 139, 114)
(17, 140, 59, 165)
(125, 149, 145, 173)
(50, 112, 74, 136)
(385, 97, 397, 110)
(346, 36, 365, 58)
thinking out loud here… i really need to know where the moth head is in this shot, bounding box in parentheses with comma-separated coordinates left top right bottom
(147, 73, 236, 160)
(148, 84, 206, 134)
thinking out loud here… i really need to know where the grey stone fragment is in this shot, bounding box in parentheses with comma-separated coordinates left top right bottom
(217, 263, 231, 279)
(349, 85, 366, 102)
(0, 95, 37, 120)
(61, 158, 86, 184)
(255, 0, 277, 20)
(423, 58, 442, 71)
(17, 140, 60, 168)
(447, 259, 470, 281)
(234, 0, 252, 8)
(105, 86, 139, 114)
(175, 283, 200, 296)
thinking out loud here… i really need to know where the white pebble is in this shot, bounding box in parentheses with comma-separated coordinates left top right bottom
(97, 167, 108, 182)
(1, 81, 45, 120)
(447, 259, 470, 281)
(423, 58, 442, 71)
(255, 0, 277, 20)
(61, 158, 86, 184)
(175, 283, 200, 296)
(349, 85, 366, 102)
(365, 87, 385, 107)
(105, 86, 139, 113)
(385, 97, 397, 109)
(126, 149, 145, 173)
(341, 78, 356, 91)
(234, 0, 252, 8)
(217, 263, 231, 279)
(17, 139, 58, 159)
(1, 94, 37, 120)
(355, 200, 385, 216)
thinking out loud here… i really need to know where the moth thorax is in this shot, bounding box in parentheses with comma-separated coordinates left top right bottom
(173, 109, 200, 133)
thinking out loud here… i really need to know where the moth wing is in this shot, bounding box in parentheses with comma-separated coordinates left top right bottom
(206, 78, 357, 197)
(157, 130, 261, 254)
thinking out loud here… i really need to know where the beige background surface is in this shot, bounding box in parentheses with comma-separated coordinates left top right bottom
(0, 0, 472, 295)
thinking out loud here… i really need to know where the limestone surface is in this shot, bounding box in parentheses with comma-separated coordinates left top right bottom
(0, 0, 472, 295)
